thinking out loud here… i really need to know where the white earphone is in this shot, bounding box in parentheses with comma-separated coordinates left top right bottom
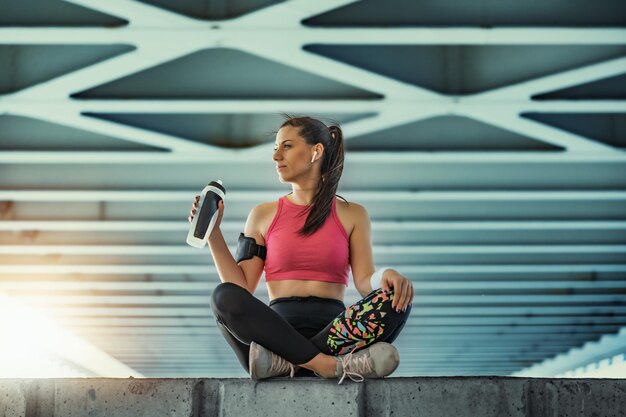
(310, 151, 317, 163)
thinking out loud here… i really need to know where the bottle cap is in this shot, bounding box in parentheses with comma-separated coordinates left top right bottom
(208, 180, 226, 195)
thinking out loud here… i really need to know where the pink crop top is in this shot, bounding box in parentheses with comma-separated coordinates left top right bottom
(264, 195, 351, 286)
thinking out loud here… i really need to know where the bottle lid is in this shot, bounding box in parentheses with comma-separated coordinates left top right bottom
(208, 180, 226, 194)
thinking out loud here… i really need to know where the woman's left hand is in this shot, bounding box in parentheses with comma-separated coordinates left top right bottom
(380, 270, 414, 313)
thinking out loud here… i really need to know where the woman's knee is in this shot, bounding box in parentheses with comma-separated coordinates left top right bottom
(210, 282, 250, 317)
(356, 287, 411, 322)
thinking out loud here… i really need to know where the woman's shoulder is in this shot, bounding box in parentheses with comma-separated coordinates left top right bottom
(254, 196, 363, 214)
(255, 199, 279, 215)
(253, 200, 281, 240)
(334, 197, 368, 239)
(336, 196, 364, 213)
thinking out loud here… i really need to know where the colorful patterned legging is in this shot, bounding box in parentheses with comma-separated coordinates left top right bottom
(210, 282, 411, 376)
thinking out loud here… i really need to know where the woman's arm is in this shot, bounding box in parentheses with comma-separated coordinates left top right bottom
(349, 203, 414, 311)
(207, 203, 266, 294)
(348, 203, 377, 298)
(190, 197, 262, 293)
(208, 227, 249, 291)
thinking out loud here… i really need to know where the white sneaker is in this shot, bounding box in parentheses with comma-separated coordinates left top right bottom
(249, 341, 300, 380)
(333, 342, 400, 385)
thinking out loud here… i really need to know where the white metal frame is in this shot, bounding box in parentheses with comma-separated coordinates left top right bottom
(0, 0, 624, 163)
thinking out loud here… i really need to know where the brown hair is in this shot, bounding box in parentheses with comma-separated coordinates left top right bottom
(278, 113, 349, 236)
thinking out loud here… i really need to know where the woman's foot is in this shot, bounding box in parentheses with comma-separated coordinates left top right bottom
(299, 352, 338, 378)
(332, 342, 400, 384)
(249, 341, 300, 380)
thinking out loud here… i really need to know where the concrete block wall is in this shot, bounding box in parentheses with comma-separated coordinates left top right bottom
(1, 377, 625, 417)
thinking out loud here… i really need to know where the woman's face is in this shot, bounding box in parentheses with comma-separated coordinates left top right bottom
(273, 125, 318, 183)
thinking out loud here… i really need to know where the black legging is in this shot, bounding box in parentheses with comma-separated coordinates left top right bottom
(210, 281, 411, 377)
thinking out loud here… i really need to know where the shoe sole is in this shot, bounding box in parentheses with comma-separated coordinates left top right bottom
(249, 342, 260, 380)
(388, 346, 400, 376)
(372, 342, 400, 378)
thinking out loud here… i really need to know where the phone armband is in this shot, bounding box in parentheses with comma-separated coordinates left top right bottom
(235, 232, 267, 263)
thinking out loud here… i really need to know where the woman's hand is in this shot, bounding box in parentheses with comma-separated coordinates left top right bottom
(188, 195, 224, 239)
(380, 270, 413, 313)
(188, 195, 199, 223)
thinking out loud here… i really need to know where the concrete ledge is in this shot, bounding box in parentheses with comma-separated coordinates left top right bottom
(1, 377, 625, 417)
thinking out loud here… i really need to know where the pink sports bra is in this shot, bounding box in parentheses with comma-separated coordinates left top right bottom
(264, 195, 350, 286)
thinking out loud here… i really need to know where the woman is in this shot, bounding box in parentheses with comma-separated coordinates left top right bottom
(188, 115, 414, 384)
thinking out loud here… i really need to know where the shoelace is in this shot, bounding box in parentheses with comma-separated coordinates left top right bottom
(336, 345, 373, 385)
(269, 352, 297, 378)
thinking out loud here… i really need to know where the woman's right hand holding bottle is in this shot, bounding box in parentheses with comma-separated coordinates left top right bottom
(188, 195, 200, 223)
(188, 195, 224, 239)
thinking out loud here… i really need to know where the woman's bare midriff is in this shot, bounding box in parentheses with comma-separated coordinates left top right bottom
(266, 280, 346, 303)
(259, 196, 355, 303)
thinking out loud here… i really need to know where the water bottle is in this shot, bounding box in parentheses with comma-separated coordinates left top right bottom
(186, 180, 226, 248)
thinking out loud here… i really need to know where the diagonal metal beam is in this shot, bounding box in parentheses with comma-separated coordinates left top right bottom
(474, 56, 626, 99)
(245, 108, 444, 156)
(62, 0, 203, 27)
(229, 0, 358, 28)
(9, 44, 200, 100)
(17, 109, 228, 154)
(237, 39, 440, 99)
(462, 111, 622, 153)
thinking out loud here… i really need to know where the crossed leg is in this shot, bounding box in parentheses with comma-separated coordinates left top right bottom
(309, 287, 411, 357)
(210, 282, 411, 375)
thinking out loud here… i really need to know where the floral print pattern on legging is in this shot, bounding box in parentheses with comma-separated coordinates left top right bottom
(327, 288, 394, 355)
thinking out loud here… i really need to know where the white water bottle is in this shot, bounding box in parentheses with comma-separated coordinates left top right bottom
(186, 180, 226, 248)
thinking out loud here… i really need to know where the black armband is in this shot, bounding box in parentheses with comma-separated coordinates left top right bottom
(235, 232, 267, 263)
